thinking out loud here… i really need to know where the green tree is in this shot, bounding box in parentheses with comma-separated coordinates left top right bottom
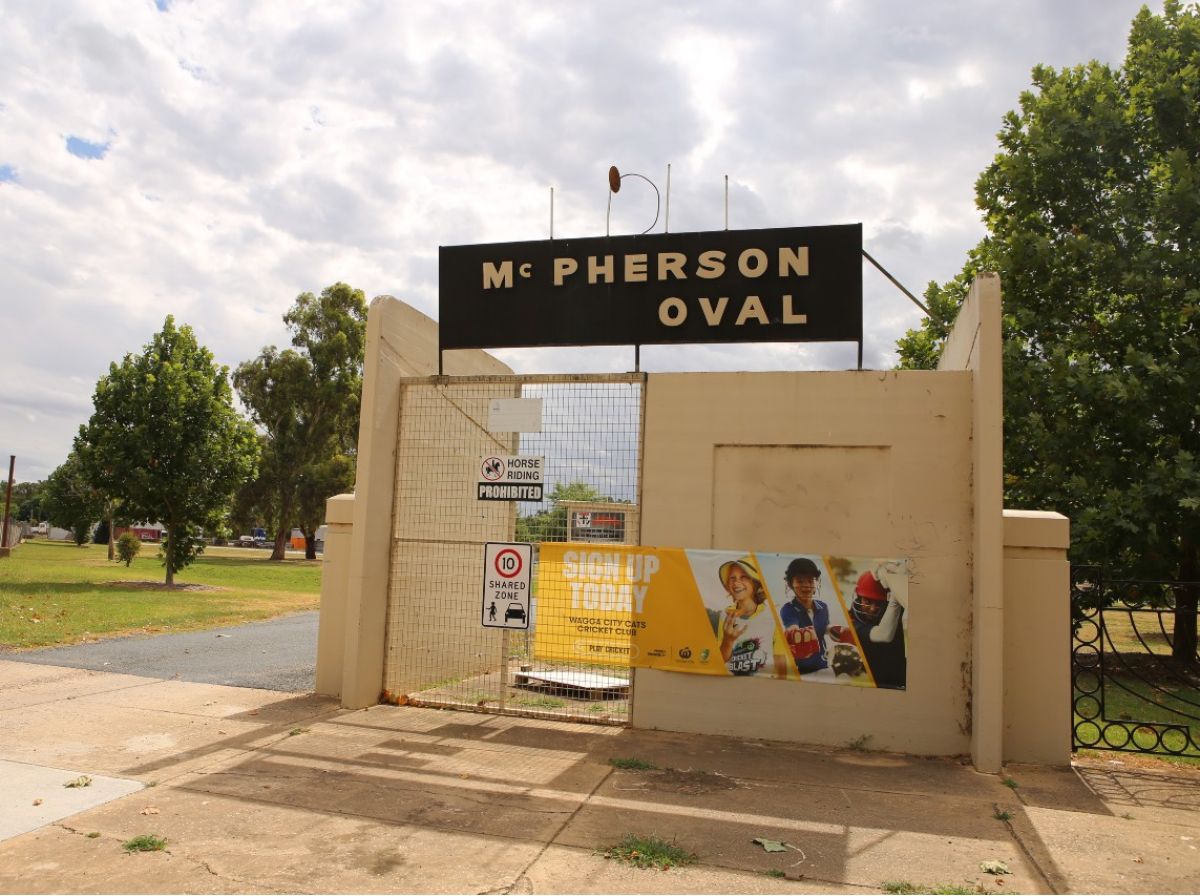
(116, 531, 142, 567)
(897, 2, 1200, 661)
(10, 481, 45, 522)
(234, 283, 367, 561)
(516, 481, 606, 543)
(76, 317, 260, 585)
(42, 453, 103, 546)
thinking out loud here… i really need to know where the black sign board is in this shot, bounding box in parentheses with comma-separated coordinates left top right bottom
(439, 224, 862, 351)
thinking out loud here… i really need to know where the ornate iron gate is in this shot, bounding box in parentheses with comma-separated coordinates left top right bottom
(381, 373, 644, 725)
(1071, 565, 1200, 755)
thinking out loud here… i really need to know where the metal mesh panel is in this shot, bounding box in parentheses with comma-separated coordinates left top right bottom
(383, 374, 643, 724)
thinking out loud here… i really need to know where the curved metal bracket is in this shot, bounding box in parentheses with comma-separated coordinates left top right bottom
(606, 167, 661, 236)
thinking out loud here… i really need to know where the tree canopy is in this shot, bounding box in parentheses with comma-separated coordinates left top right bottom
(42, 453, 103, 546)
(76, 316, 259, 584)
(896, 2, 1200, 658)
(516, 481, 610, 543)
(234, 282, 367, 560)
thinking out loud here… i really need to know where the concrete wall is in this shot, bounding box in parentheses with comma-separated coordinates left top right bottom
(318, 296, 511, 708)
(314, 493, 354, 697)
(318, 278, 1074, 769)
(941, 273, 1006, 771)
(1002, 510, 1071, 765)
(633, 368, 975, 756)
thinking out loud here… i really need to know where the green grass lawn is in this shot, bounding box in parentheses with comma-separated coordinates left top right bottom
(1075, 674, 1200, 761)
(0, 540, 322, 649)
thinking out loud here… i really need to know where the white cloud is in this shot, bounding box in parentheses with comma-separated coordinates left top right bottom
(0, 0, 1159, 480)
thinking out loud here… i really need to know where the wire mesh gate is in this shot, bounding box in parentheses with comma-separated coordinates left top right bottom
(382, 373, 644, 724)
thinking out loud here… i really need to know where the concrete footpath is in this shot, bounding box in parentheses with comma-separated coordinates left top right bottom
(1, 660, 1198, 895)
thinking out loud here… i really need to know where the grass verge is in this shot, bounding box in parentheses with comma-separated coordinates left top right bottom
(882, 882, 980, 895)
(609, 757, 657, 770)
(122, 834, 167, 853)
(601, 833, 695, 870)
(0, 541, 321, 649)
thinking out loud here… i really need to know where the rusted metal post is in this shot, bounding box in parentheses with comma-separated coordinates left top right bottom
(1, 456, 14, 549)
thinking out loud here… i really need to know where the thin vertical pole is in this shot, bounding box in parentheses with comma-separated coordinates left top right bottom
(724, 175, 729, 230)
(664, 164, 671, 233)
(2, 456, 14, 549)
(550, 187, 554, 239)
(500, 628, 510, 712)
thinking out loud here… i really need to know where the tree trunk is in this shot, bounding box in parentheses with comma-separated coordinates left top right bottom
(1173, 539, 1198, 665)
(164, 531, 175, 587)
(106, 507, 114, 562)
(271, 529, 288, 561)
(304, 530, 317, 560)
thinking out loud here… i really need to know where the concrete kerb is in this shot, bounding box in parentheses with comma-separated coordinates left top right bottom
(1, 661, 1198, 894)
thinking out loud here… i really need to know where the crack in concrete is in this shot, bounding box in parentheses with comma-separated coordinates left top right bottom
(994, 800, 1061, 895)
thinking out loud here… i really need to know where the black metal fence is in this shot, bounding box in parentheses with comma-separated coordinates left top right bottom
(1071, 565, 1200, 755)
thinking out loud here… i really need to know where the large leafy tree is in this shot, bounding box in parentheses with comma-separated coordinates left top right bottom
(234, 283, 367, 560)
(76, 317, 260, 584)
(897, 2, 1200, 661)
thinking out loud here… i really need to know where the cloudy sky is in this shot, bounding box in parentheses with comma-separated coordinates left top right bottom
(1, 0, 1156, 482)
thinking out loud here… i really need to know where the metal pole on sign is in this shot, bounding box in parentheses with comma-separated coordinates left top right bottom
(664, 163, 671, 233)
(2, 456, 14, 549)
(500, 628, 509, 712)
(634, 344, 640, 373)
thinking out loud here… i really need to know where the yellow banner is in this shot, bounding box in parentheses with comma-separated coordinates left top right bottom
(534, 544, 909, 688)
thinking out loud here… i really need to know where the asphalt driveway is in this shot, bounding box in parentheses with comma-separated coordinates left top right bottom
(2, 611, 318, 692)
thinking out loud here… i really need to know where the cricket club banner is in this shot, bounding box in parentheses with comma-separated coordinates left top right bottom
(535, 544, 909, 689)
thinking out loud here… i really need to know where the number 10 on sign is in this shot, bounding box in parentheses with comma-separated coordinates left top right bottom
(481, 542, 532, 630)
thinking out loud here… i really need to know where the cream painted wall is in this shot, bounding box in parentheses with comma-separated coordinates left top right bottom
(634, 369, 974, 755)
(321, 282, 1072, 768)
(335, 297, 512, 709)
(1002, 510, 1071, 765)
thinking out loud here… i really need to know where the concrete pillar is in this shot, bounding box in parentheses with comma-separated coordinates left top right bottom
(314, 493, 355, 697)
(1002, 509, 1071, 765)
(939, 273, 1005, 773)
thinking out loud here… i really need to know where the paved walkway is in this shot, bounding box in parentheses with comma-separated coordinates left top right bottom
(1, 659, 1198, 894)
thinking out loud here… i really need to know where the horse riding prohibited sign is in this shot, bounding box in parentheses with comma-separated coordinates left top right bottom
(476, 454, 544, 501)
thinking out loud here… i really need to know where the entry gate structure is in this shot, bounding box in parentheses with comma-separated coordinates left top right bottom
(1071, 565, 1200, 755)
(381, 373, 644, 724)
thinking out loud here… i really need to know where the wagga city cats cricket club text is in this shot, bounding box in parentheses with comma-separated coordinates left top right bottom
(561, 549, 661, 613)
(481, 246, 812, 328)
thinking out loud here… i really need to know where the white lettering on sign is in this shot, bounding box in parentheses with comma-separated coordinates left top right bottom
(653, 293, 809, 329)
(559, 549, 661, 614)
(485, 247, 812, 291)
